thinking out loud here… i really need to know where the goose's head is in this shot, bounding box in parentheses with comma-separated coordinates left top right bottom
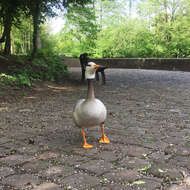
(85, 62, 100, 80)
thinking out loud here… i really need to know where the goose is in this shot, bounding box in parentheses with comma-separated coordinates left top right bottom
(73, 62, 110, 148)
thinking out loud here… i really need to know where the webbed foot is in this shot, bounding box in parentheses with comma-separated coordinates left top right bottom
(83, 143, 94, 149)
(99, 134, 110, 143)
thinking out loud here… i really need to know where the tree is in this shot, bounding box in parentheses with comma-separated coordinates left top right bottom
(65, 1, 98, 55)
(0, 0, 90, 56)
(26, 0, 62, 57)
(137, 0, 190, 57)
(0, 0, 25, 55)
(28, 0, 92, 57)
(12, 15, 33, 55)
(95, 0, 128, 28)
(57, 0, 131, 57)
(93, 18, 154, 58)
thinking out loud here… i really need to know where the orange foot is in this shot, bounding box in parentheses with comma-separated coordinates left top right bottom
(99, 135, 110, 144)
(83, 143, 94, 149)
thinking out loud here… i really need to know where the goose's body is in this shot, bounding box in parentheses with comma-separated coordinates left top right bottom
(73, 98, 107, 128)
(73, 62, 110, 148)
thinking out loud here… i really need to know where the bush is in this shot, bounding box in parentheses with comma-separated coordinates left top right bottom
(32, 55, 69, 81)
(0, 73, 17, 86)
(0, 55, 68, 87)
(0, 73, 31, 87)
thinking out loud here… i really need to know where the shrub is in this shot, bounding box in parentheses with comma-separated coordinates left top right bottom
(0, 55, 68, 87)
(0, 73, 17, 86)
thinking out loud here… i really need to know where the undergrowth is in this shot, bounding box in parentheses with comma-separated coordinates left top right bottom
(0, 54, 68, 87)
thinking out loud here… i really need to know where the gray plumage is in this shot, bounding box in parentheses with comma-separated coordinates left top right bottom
(73, 98, 107, 128)
(73, 62, 107, 129)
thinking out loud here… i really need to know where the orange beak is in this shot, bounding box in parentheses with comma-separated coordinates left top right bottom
(94, 64, 100, 69)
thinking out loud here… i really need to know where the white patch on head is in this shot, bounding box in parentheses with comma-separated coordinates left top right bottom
(85, 62, 97, 79)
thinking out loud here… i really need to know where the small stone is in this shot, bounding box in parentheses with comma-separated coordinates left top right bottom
(165, 169, 183, 180)
(22, 160, 52, 172)
(1, 174, 40, 188)
(0, 155, 32, 166)
(119, 157, 150, 170)
(32, 183, 61, 190)
(28, 138, 35, 144)
(39, 166, 75, 179)
(131, 178, 161, 190)
(169, 109, 181, 114)
(94, 184, 130, 190)
(19, 109, 32, 112)
(0, 167, 15, 178)
(167, 184, 189, 190)
(78, 160, 114, 176)
(0, 137, 12, 145)
(61, 173, 99, 190)
(121, 145, 151, 158)
(36, 152, 58, 160)
(184, 176, 190, 186)
(104, 169, 140, 183)
(98, 151, 120, 162)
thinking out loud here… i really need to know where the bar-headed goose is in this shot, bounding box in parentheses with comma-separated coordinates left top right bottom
(73, 62, 110, 148)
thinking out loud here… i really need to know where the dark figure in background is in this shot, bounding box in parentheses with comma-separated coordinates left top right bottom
(95, 66, 107, 85)
(79, 53, 107, 84)
(79, 53, 88, 82)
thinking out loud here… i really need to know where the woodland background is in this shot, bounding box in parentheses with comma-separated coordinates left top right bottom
(0, 0, 190, 87)
(1, 0, 190, 58)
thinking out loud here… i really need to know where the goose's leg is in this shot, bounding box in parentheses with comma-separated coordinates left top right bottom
(99, 124, 110, 143)
(81, 129, 93, 148)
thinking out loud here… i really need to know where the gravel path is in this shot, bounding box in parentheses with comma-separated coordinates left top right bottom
(0, 68, 190, 190)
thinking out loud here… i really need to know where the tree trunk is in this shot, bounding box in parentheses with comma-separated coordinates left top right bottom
(0, 25, 3, 51)
(3, 19, 12, 55)
(11, 31, 15, 54)
(163, 0, 170, 43)
(21, 37, 24, 54)
(32, 0, 41, 58)
(164, 0, 168, 23)
(100, 1, 103, 29)
(0, 28, 6, 43)
(129, 0, 132, 17)
(28, 18, 32, 53)
(0, 14, 12, 55)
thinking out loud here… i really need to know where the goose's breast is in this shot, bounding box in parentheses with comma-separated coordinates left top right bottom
(73, 99, 107, 127)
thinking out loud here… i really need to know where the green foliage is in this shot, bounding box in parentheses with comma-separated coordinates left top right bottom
(132, 180, 146, 185)
(138, 164, 151, 173)
(135, 0, 190, 58)
(0, 54, 68, 87)
(1, 0, 190, 58)
(56, 31, 82, 57)
(16, 74, 31, 86)
(32, 54, 68, 81)
(0, 73, 31, 87)
(39, 24, 59, 56)
(0, 73, 17, 86)
(94, 19, 155, 58)
(96, 0, 128, 27)
(56, 1, 98, 57)
(12, 16, 33, 55)
(55, 0, 190, 58)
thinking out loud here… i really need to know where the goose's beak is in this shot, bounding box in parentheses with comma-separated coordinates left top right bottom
(94, 64, 100, 69)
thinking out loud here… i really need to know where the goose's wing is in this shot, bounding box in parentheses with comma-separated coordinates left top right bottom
(73, 99, 85, 126)
(73, 99, 107, 128)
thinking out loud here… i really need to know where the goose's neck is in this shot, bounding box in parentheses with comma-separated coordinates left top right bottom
(87, 79, 95, 100)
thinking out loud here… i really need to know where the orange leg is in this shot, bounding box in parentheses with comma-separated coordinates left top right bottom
(99, 124, 110, 143)
(81, 129, 93, 149)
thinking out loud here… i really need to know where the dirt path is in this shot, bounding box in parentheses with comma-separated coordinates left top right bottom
(0, 68, 190, 190)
